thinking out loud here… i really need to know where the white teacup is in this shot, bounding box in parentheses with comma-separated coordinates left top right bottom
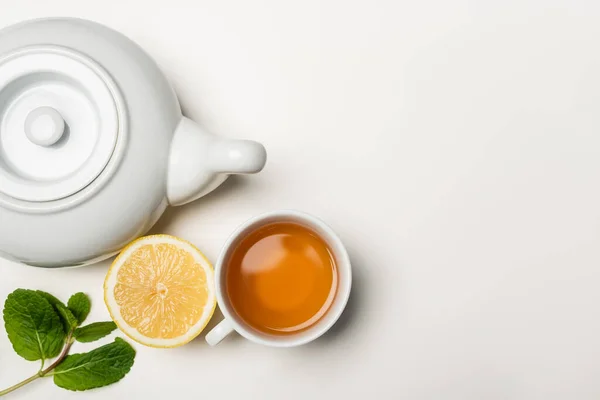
(206, 210, 352, 347)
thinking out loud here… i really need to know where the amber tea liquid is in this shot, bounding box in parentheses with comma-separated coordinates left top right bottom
(226, 222, 338, 335)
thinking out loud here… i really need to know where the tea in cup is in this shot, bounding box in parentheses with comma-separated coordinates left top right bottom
(206, 210, 351, 347)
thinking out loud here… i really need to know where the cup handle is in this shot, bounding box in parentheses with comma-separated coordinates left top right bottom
(206, 319, 235, 346)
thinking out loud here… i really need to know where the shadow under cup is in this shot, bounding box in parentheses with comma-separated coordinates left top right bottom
(212, 210, 352, 347)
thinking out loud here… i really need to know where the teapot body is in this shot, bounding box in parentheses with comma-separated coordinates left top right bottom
(0, 18, 182, 266)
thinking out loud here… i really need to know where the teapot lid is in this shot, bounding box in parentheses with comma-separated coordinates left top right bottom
(0, 46, 120, 202)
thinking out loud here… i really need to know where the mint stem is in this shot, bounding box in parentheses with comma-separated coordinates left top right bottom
(0, 373, 41, 396)
(40, 335, 73, 375)
(0, 333, 73, 397)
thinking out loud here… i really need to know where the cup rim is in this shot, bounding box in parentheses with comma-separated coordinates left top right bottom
(214, 209, 352, 347)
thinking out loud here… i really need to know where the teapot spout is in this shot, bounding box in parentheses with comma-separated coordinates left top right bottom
(208, 138, 267, 175)
(166, 117, 266, 206)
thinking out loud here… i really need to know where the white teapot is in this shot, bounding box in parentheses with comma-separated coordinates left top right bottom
(0, 18, 267, 267)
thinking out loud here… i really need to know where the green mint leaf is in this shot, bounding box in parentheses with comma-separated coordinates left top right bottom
(67, 293, 91, 324)
(2, 289, 65, 361)
(74, 322, 117, 343)
(52, 337, 135, 391)
(56, 303, 78, 332)
(36, 291, 66, 308)
(37, 290, 77, 333)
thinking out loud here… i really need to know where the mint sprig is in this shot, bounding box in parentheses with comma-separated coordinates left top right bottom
(0, 289, 135, 396)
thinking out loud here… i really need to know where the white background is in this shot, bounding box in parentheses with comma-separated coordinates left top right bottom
(0, 0, 600, 399)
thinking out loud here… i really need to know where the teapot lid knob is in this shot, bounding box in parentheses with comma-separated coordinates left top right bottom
(24, 107, 65, 147)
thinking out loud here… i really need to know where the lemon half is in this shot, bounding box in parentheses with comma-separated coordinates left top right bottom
(104, 235, 216, 348)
